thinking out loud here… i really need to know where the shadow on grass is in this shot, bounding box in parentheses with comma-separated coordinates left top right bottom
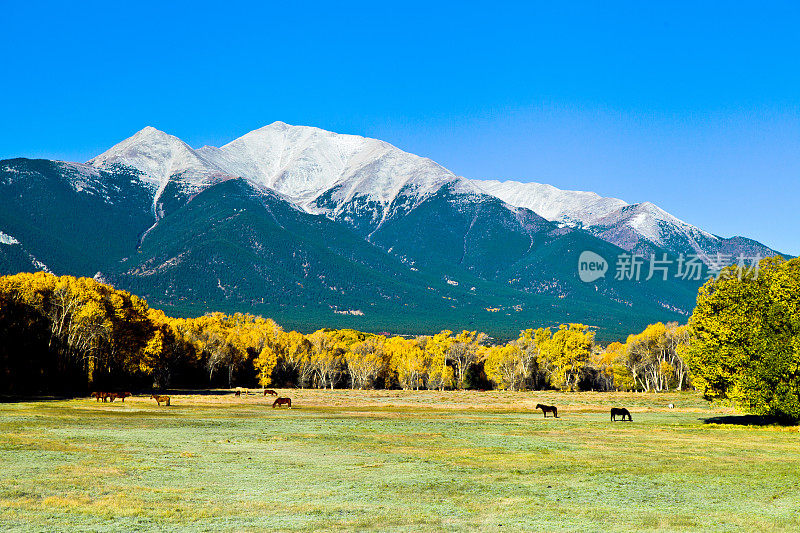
(702, 415, 797, 426)
(0, 395, 76, 404)
(0, 388, 248, 403)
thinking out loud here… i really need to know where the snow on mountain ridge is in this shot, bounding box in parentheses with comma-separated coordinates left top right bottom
(627, 202, 718, 247)
(472, 179, 628, 227)
(473, 179, 734, 260)
(594, 201, 720, 258)
(208, 121, 470, 212)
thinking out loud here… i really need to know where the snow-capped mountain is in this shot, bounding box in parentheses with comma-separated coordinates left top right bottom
(88, 122, 781, 262)
(89, 122, 480, 234)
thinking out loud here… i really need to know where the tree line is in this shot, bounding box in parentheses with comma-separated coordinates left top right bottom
(2, 257, 798, 421)
(0, 271, 692, 395)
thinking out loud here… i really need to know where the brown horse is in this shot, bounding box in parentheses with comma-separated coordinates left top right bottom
(264, 389, 278, 396)
(234, 390, 241, 397)
(110, 392, 131, 402)
(94, 392, 114, 402)
(610, 407, 632, 421)
(272, 397, 291, 408)
(535, 404, 558, 418)
(151, 394, 170, 406)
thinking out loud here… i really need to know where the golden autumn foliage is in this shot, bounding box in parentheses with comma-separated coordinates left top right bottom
(0, 272, 158, 391)
(0, 272, 696, 394)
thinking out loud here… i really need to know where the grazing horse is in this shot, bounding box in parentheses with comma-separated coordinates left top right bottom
(272, 397, 291, 408)
(92, 392, 113, 402)
(264, 389, 278, 396)
(151, 394, 171, 406)
(535, 404, 558, 418)
(610, 407, 632, 421)
(111, 392, 131, 402)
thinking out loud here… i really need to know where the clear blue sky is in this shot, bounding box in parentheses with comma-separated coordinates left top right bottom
(1, 1, 798, 254)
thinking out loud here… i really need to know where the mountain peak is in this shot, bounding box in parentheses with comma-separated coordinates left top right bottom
(240, 121, 369, 146)
(137, 125, 162, 134)
(121, 126, 178, 143)
(87, 126, 228, 194)
(636, 201, 662, 213)
(88, 126, 188, 163)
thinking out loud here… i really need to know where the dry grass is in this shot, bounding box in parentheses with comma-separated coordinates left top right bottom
(119, 388, 720, 412)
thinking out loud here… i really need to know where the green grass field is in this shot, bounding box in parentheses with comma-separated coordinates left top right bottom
(0, 390, 798, 531)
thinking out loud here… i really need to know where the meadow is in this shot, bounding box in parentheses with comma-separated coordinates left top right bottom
(0, 390, 798, 532)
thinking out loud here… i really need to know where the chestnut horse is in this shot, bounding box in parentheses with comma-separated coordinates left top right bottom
(535, 403, 558, 418)
(610, 407, 632, 421)
(91, 392, 114, 402)
(110, 392, 131, 402)
(151, 394, 170, 406)
(264, 389, 278, 396)
(272, 397, 291, 408)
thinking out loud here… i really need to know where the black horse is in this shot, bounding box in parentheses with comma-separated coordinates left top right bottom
(535, 404, 558, 418)
(610, 407, 632, 421)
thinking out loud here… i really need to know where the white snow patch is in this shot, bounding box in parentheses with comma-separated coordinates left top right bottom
(27, 254, 52, 274)
(0, 231, 19, 245)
